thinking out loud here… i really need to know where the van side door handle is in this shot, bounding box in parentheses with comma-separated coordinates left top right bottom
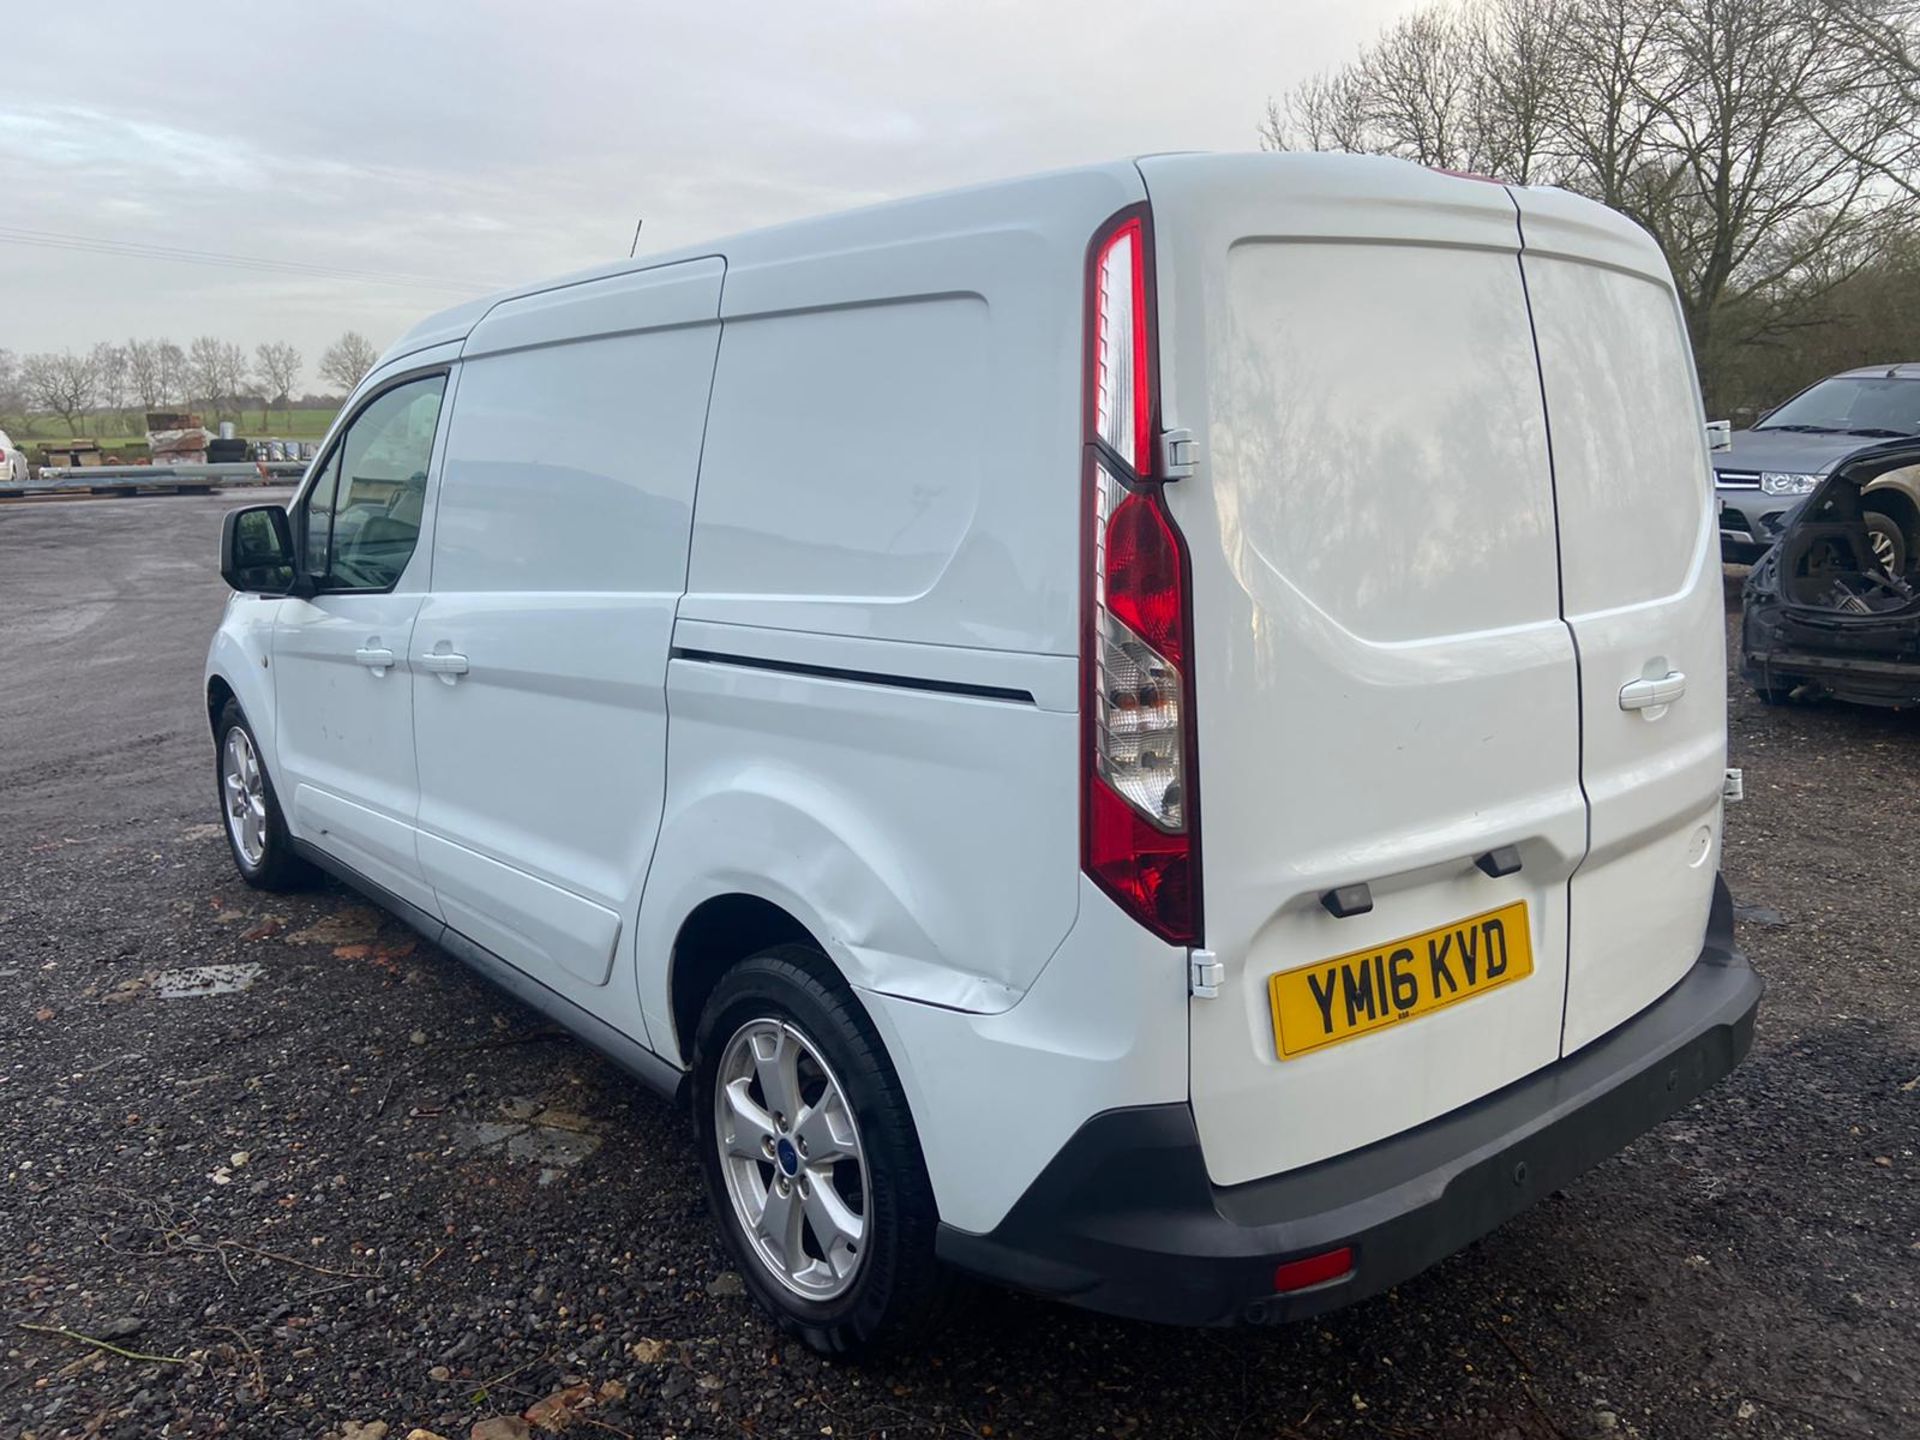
(1619, 670, 1686, 712)
(421, 649, 469, 685)
(354, 646, 395, 676)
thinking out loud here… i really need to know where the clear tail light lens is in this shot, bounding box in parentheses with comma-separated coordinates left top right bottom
(1082, 207, 1200, 946)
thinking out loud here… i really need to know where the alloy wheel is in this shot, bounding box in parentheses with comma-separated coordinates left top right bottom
(713, 1017, 870, 1301)
(221, 727, 269, 868)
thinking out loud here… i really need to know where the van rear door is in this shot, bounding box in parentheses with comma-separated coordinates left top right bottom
(1511, 187, 1727, 1054)
(1139, 155, 1588, 1186)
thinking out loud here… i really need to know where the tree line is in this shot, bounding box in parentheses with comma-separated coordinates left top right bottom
(0, 331, 382, 436)
(1261, 0, 1920, 417)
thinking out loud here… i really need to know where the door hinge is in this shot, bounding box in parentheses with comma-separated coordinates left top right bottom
(1722, 767, 1745, 803)
(1189, 949, 1223, 999)
(1158, 427, 1197, 480)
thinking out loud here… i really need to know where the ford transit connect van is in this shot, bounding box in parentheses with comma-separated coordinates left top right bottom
(207, 153, 1760, 1354)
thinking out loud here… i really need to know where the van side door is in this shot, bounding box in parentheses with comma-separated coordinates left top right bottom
(273, 366, 452, 917)
(409, 259, 724, 1012)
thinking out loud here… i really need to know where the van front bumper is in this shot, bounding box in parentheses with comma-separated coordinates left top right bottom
(935, 880, 1760, 1327)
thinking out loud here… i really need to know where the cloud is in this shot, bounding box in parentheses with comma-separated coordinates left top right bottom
(0, 0, 1417, 370)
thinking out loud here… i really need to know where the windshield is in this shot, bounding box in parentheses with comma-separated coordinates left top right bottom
(1758, 376, 1920, 436)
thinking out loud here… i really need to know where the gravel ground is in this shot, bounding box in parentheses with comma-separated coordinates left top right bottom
(2, 494, 1915, 1440)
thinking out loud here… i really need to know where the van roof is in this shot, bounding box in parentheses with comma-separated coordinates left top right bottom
(377, 152, 1638, 370)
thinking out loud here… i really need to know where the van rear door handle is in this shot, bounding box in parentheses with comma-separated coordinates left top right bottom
(421, 650, 469, 684)
(354, 646, 395, 675)
(1619, 670, 1686, 711)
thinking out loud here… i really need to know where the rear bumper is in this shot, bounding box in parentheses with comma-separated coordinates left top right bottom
(935, 878, 1760, 1327)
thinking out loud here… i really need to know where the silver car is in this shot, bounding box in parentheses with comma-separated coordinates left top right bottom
(1715, 363, 1920, 572)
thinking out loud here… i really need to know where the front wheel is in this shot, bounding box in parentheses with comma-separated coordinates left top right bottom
(214, 701, 312, 891)
(691, 946, 955, 1355)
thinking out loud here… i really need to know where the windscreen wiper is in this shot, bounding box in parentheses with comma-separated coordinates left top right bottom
(1759, 423, 1842, 433)
(1838, 427, 1911, 438)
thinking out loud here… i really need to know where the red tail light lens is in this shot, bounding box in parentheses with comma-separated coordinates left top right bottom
(1082, 205, 1200, 946)
(1273, 1247, 1354, 1293)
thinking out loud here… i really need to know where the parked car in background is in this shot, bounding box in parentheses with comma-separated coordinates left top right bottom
(1743, 438, 1920, 708)
(0, 428, 27, 483)
(205, 153, 1758, 1353)
(1716, 364, 1920, 568)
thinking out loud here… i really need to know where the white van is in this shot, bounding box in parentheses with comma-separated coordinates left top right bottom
(207, 153, 1760, 1353)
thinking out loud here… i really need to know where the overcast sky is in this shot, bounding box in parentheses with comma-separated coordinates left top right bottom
(3, 1, 1416, 384)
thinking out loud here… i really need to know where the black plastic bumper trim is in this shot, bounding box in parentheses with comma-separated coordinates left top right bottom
(935, 875, 1760, 1327)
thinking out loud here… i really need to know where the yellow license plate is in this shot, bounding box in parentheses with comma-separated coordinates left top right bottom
(1268, 900, 1533, 1060)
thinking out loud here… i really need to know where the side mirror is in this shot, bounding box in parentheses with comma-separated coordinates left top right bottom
(220, 504, 296, 594)
(1706, 420, 1733, 452)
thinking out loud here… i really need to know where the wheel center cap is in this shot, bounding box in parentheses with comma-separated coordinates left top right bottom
(775, 1138, 799, 1176)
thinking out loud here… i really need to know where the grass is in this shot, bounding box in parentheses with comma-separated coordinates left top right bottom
(12, 407, 340, 459)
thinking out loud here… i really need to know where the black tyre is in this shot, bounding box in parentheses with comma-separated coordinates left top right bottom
(1753, 684, 1794, 706)
(213, 700, 312, 891)
(691, 945, 956, 1355)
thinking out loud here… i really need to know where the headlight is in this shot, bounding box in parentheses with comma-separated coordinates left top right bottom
(1761, 471, 1820, 496)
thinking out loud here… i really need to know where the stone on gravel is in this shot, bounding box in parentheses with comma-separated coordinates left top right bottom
(152, 962, 262, 999)
(338, 1424, 389, 1440)
(628, 1338, 669, 1364)
(470, 1419, 530, 1440)
(524, 1381, 594, 1429)
(707, 1270, 745, 1297)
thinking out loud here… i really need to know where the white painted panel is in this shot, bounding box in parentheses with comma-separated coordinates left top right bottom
(415, 290, 720, 1010)
(858, 879, 1189, 1234)
(461, 257, 723, 359)
(418, 831, 622, 986)
(1515, 227, 1727, 1053)
(292, 784, 440, 918)
(637, 650, 1080, 1042)
(1138, 155, 1586, 1185)
(687, 296, 992, 622)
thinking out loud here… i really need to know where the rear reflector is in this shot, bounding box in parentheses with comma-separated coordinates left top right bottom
(1272, 1247, 1354, 1293)
(1081, 204, 1200, 947)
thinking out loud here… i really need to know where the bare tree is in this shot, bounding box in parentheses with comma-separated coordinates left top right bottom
(156, 341, 189, 409)
(187, 336, 225, 415)
(91, 343, 129, 430)
(1802, 0, 1920, 197)
(0, 349, 22, 427)
(1462, 0, 1571, 183)
(125, 338, 170, 412)
(318, 331, 379, 395)
(214, 341, 249, 423)
(254, 341, 302, 426)
(1259, 0, 1920, 411)
(1261, 69, 1373, 153)
(186, 336, 249, 421)
(22, 352, 100, 435)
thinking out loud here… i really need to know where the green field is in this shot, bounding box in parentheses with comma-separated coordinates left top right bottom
(12, 406, 340, 460)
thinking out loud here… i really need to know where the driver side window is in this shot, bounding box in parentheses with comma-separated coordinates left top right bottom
(300, 373, 447, 592)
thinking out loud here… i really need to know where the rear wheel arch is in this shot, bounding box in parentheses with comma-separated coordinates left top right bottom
(669, 893, 821, 1063)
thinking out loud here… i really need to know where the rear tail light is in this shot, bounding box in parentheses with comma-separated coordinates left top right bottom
(1082, 206, 1200, 946)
